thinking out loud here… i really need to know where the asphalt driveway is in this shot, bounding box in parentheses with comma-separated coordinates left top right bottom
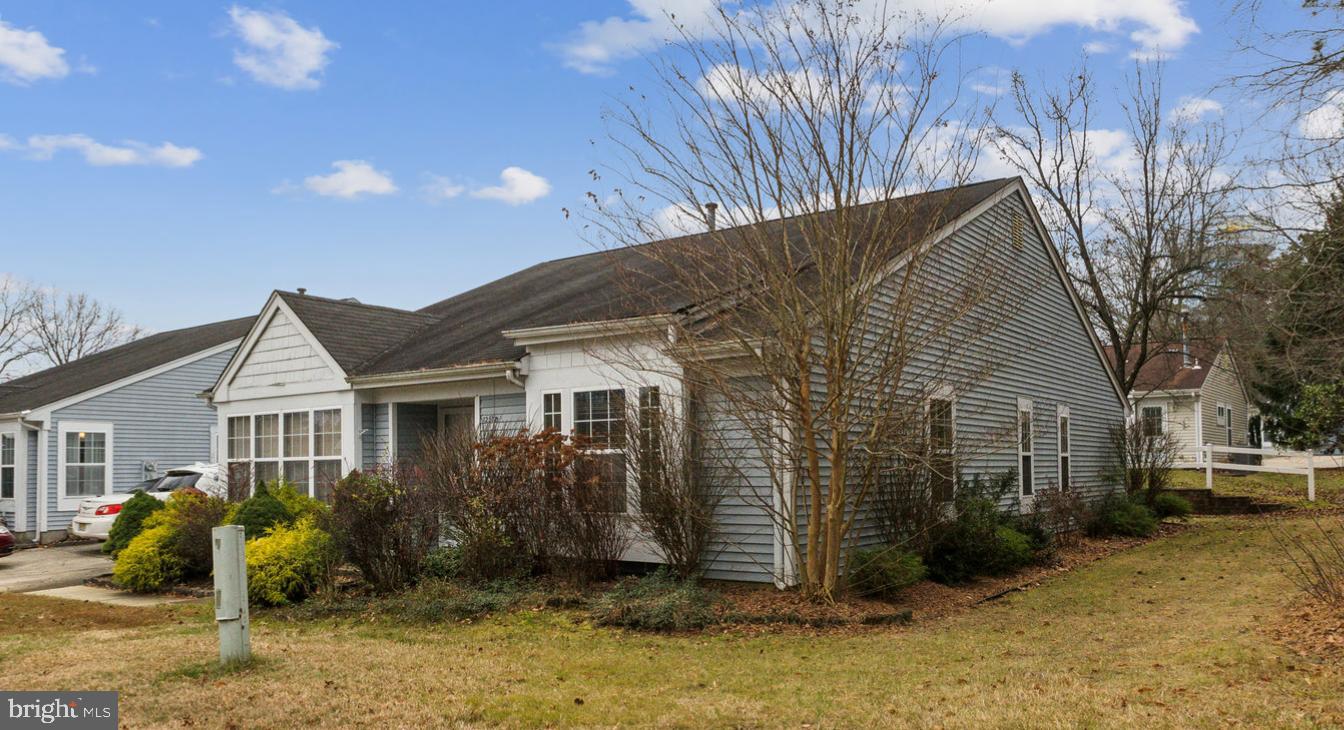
(0, 541, 113, 593)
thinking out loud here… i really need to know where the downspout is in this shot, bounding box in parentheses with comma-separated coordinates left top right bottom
(504, 366, 525, 389)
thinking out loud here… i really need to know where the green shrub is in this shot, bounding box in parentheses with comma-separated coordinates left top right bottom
(590, 570, 722, 631)
(145, 491, 230, 576)
(1087, 494, 1159, 537)
(1153, 493, 1193, 520)
(103, 492, 164, 556)
(848, 546, 928, 598)
(226, 483, 293, 539)
(246, 516, 336, 606)
(112, 524, 184, 592)
(330, 469, 448, 592)
(987, 526, 1035, 574)
(421, 545, 463, 582)
(270, 481, 330, 524)
(926, 485, 1039, 584)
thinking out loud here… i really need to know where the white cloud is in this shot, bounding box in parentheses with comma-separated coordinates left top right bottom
(302, 160, 397, 199)
(228, 6, 336, 90)
(1298, 90, 1344, 140)
(471, 166, 552, 205)
(0, 19, 69, 84)
(1172, 96, 1223, 122)
(420, 174, 466, 203)
(1083, 40, 1113, 54)
(21, 134, 203, 167)
(557, 1, 1199, 74)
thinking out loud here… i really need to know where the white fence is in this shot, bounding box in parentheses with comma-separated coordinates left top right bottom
(1175, 444, 1318, 502)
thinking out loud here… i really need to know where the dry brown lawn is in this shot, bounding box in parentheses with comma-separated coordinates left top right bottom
(3, 516, 1343, 728)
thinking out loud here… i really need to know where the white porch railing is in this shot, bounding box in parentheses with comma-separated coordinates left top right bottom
(1174, 444, 1317, 502)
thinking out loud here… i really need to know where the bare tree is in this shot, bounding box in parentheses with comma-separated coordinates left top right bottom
(0, 276, 35, 381)
(586, 1, 1022, 598)
(990, 62, 1237, 395)
(27, 290, 143, 367)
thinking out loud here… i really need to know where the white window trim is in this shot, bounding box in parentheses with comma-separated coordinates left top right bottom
(541, 390, 564, 432)
(226, 408, 345, 498)
(1057, 405, 1071, 489)
(56, 421, 113, 512)
(0, 427, 20, 513)
(573, 387, 632, 513)
(1017, 397, 1034, 501)
(1140, 402, 1168, 437)
(926, 388, 957, 502)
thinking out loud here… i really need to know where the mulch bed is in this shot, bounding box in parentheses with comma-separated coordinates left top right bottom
(705, 523, 1187, 633)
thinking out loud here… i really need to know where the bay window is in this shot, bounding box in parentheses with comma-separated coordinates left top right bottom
(574, 389, 627, 512)
(227, 409, 344, 499)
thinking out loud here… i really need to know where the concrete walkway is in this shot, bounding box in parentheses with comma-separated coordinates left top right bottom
(26, 585, 199, 606)
(0, 541, 112, 594)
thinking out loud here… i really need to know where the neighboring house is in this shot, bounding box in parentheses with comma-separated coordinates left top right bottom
(1110, 338, 1255, 461)
(207, 177, 1127, 586)
(0, 318, 253, 543)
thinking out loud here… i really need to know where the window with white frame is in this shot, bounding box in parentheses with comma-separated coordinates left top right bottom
(574, 389, 627, 512)
(542, 392, 562, 431)
(60, 424, 111, 504)
(928, 397, 955, 502)
(1, 433, 15, 501)
(1058, 406, 1071, 489)
(1018, 399, 1034, 497)
(1141, 405, 1165, 437)
(1216, 403, 1232, 445)
(637, 386, 662, 507)
(228, 409, 343, 499)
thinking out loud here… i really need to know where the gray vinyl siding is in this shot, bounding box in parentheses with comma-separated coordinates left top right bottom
(361, 403, 391, 469)
(795, 191, 1126, 564)
(24, 430, 36, 534)
(698, 378, 778, 582)
(1200, 348, 1250, 453)
(479, 392, 526, 432)
(394, 403, 437, 464)
(42, 348, 234, 532)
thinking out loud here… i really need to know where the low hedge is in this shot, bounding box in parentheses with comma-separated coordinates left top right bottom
(103, 492, 164, 557)
(246, 516, 336, 606)
(113, 524, 184, 592)
(848, 547, 928, 598)
(1087, 494, 1158, 537)
(590, 570, 722, 631)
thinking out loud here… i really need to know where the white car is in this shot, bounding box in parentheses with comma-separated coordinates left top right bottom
(68, 463, 228, 541)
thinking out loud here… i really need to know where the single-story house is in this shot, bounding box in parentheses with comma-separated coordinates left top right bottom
(1110, 338, 1254, 461)
(207, 177, 1127, 585)
(0, 317, 253, 543)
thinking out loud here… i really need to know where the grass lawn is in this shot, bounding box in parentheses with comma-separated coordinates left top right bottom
(3, 517, 1342, 727)
(1169, 468, 1344, 509)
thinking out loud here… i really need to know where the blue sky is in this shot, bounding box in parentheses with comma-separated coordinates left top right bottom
(0, 1, 1287, 331)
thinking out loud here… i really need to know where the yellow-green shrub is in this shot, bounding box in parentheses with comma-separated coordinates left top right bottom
(246, 516, 335, 606)
(113, 524, 184, 592)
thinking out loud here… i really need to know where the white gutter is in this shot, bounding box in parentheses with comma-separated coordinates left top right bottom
(345, 361, 517, 389)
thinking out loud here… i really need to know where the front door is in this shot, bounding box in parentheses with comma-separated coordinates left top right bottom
(440, 405, 474, 441)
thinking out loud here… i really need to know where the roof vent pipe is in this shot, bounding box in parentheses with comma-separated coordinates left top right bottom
(1180, 313, 1192, 368)
(705, 202, 718, 232)
(297, 287, 308, 296)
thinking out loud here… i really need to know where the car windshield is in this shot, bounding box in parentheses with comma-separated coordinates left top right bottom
(150, 473, 203, 492)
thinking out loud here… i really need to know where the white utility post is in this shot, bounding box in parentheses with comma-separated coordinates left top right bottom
(212, 525, 250, 664)
(1307, 452, 1316, 503)
(1204, 444, 1214, 490)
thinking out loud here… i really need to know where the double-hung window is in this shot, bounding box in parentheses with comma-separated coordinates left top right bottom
(542, 392, 563, 431)
(58, 422, 111, 509)
(1141, 405, 1164, 438)
(228, 409, 343, 499)
(1018, 399, 1034, 497)
(637, 387, 662, 508)
(1, 432, 15, 501)
(1216, 403, 1232, 445)
(928, 397, 955, 502)
(1057, 406, 1071, 489)
(574, 389, 627, 512)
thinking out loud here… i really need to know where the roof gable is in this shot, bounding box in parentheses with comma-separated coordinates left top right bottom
(1108, 339, 1226, 394)
(0, 317, 253, 414)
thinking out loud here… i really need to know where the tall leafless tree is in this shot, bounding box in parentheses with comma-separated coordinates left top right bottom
(27, 290, 142, 367)
(0, 276, 36, 381)
(990, 62, 1237, 395)
(586, 0, 1023, 599)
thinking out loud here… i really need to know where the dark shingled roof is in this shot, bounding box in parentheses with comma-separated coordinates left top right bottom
(275, 292, 439, 373)
(1106, 339, 1226, 393)
(343, 178, 1014, 376)
(0, 317, 255, 414)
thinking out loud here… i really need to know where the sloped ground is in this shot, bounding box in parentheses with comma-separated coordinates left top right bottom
(1170, 469, 1344, 510)
(1, 516, 1341, 728)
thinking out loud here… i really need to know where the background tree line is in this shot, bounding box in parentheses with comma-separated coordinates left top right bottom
(0, 274, 143, 382)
